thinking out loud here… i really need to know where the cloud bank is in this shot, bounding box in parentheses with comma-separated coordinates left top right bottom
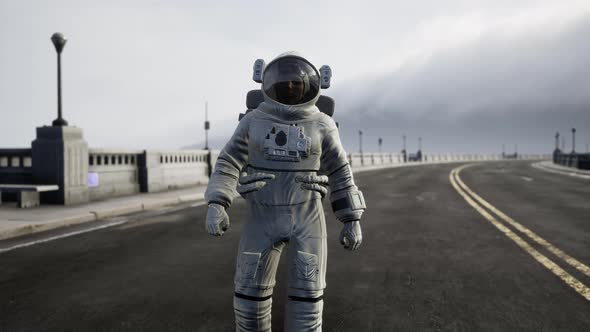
(331, 14, 590, 153)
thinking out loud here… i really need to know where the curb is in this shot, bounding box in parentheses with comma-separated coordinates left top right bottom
(0, 213, 97, 241)
(91, 203, 145, 220)
(141, 197, 184, 211)
(532, 161, 590, 179)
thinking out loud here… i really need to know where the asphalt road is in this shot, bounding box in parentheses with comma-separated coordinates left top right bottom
(0, 161, 588, 331)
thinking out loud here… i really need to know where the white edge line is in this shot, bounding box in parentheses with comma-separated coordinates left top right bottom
(0, 219, 129, 254)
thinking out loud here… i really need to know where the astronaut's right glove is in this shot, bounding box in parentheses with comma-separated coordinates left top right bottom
(206, 203, 230, 237)
(237, 172, 275, 197)
(340, 220, 362, 251)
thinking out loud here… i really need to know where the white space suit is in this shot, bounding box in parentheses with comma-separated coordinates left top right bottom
(205, 52, 366, 331)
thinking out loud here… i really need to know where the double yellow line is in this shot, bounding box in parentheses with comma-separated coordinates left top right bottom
(450, 164, 590, 301)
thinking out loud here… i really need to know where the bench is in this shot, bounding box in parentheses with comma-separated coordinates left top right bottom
(0, 185, 59, 208)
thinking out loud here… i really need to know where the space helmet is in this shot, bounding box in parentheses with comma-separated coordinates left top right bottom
(262, 55, 320, 106)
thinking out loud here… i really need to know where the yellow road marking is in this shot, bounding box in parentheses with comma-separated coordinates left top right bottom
(449, 166, 590, 301)
(455, 164, 590, 278)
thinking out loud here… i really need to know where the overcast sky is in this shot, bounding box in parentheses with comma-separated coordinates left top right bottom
(1, 0, 589, 153)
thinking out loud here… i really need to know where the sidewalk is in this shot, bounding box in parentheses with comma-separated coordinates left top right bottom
(532, 161, 590, 179)
(0, 185, 207, 241)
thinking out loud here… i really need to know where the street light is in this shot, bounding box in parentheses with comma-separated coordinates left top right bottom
(378, 137, 382, 153)
(402, 134, 406, 151)
(204, 101, 210, 150)
(51, 32, 68, 127)
(358, 130, 363, 166)
(555, 132, 560, 151)
(402, 134, 407, 163)
(571, 128, 576, 153)
(358, 130, 363, 154)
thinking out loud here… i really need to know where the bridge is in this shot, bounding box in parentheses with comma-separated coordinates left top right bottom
(1, 125, 588, 331)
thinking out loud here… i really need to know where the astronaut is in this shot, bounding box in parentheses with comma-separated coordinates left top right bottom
(204, 52, 366, 331)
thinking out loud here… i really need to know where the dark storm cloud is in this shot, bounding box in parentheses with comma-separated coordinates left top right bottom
(332, 14, 590, 154)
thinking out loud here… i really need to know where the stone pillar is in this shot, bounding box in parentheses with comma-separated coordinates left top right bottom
(138, 151, 165, 193)
(31, 126, 89, 205)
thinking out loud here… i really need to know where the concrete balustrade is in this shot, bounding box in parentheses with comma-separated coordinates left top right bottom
(88, 149, 142, 201)
(0, 149, 34, 186)
(0, 125, 551, 206)
(348, 153, 362, 167)
(140, 150, 210, 193)
(0, 149, 33, 169)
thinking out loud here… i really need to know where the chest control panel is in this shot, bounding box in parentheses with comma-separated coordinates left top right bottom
(263, 123, 311, 162)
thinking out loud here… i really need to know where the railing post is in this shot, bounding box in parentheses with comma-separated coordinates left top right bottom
(138, 150, 148, 193)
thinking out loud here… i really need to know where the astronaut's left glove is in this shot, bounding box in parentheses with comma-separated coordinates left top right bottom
(296, 175, 330, 198)
(340, 220, 362, 251)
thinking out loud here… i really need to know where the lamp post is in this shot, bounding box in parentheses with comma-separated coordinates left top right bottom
(358, 130, 363, 154)
(553, 132, 560, 163)
(402, 134, 407, 163)
(204, 101, 210, 150)
(378, 137, 382, 153)
(571, 128, 576, 153)
(358, 130, 363, 166)
(51, 33, 68, 127)
(402, 134, 406, 152)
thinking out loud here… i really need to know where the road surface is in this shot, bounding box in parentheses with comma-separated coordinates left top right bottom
(1, 161, 588, 331)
